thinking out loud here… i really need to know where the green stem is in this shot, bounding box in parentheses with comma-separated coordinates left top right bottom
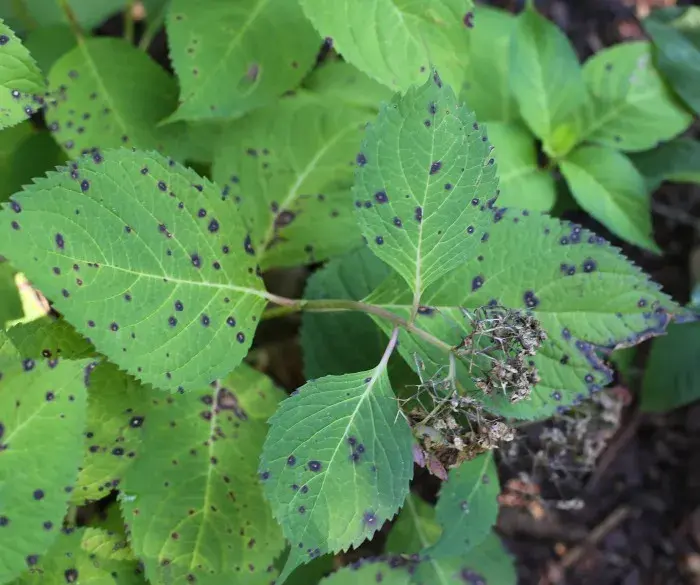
(124, 0, 136, 44)
(57, 0, 84, 41)
(138, 0, 168, 51)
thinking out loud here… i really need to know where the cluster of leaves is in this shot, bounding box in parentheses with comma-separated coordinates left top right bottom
(0, 1, 695, 584)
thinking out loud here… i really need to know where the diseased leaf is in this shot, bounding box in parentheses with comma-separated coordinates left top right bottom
(279, 552, 335, 585)
(641, 321, 700, 412)
(0, 149, 266, 392)
(488, 121, 556, 211)
(299, 0, 472, 92)
(319, 557, 414, 585)
(301, 246, 392, 379)
(24, 25, 77, 74)
(385, 494, 440, 554)
(0, 19, 46, 131)
(461, 5, 517, 123)
(212, 93, 369, 270)
(354, 74, 498, 299)
(427, 453, 499, 558)
(0, 262, 22, 327)
(560, 145, 659, 252)
(5, 315, 93, 359)
(509, 6, 588, 156)
(579, 41, 691, 152)
(629, 138, 700, 191)
(644, 6, 700, 116)
(0, 336, 90, 583)
(260, 367, 414, 582)
(121, 364, 286, 585)
(81, 527, 136, 562)
(165, 0, 320, 123)
(303, 60, 393, 111)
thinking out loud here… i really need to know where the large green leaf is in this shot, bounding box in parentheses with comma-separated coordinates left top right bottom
(487, 121, 556, 211)
(0, 336, 90, 583)
(385, 494, 441, 554)
(45, 38, 183, 158)
(365, 209, 680, 420)
(509, 6, 588, 156)
(461, 5, 517, 123)
(260, 366, 414, 582)
(0, 149, 266, 392)
(301, 246, 392, 379)
(212, 92, 369, 270)
(641, 321, 700, 412)
(121, 364, 286, 585)
(630, 138, 700, 191)
(299, 0, 472, 92)
(165, 0, 319, 123)
(319, 557, 414, 585)
(354, 74, 498, 300)
(0, 18, 45, 131)
(644, 7, 700, 116)
(579, 41, 692, 152)
(427, 453, 499, 558)
(560, 145, 659, 252)
(0, 262, 22, 327)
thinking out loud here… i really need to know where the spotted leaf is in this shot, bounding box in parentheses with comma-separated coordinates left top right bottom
(299, 0, 472, 92)
(354, 74, 498, 302)
(319, 557, 414, 585)
(560, 145, 659, 252)
(630, 138, 700, 191)
(80, 527, 136, 562)
(385, 494, 441, 555)
(0, 335, 90, 583)
(0, 18, 45, 131)
(0, 149, 266, 392)
(212, 93, 369, 270)
(165, 0, 319, 123)
(121, 364, 286, 585)
(579, 41, 692, 152)
(364, 209, 680, 420)
(5, 316, 94, 360)
(260, 366, 414, 583)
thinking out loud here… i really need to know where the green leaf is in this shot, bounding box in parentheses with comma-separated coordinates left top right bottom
(560, 145, 659, 252)
(81, 527, 136, 562)
(0, 122, 33, 201)
(301, 246, 392, 379)
(643, 6, 700, 116)
(364, 209, 679, 420)
(45, 38, 183, 157)
(212, 93, 369, 270)
(354, 74, 498, 299)
(641, 321, 700, 412)
(121, 363, 287, 585)
(279, 552, 335, 585)
(23, 25, 77, 75)
(385, 494, 440, 554)
(509, 6, 587, 155)
(427, 453, 499, 558)
(629, 138, 700, 191)
(579, 41, 691, 152)
(13, 527, 144, 585)
(165, 0, 320, 123)
(0, 148, 266, 392)
(299, 0, 472, 92)
(303, 60, 393, 111)
(319, 557, 414, 585)
(461, 5, 517, 123)
(487, 121, 556, 211)
(0, 262, 22, 327)
(5, 315, 94, 359)
(260, 365, 414, 582)
(17, 0, 127, 30)
(0, 336, 90, 583)
(0, 18, 46, 131)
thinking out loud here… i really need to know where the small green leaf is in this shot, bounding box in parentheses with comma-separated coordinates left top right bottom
(427, 453, 499, 558)
(299, 0, 472, 92)
(354, 74, 498, 298)
(641, 321, 700, 412)
(165, 0, 320, 123)
(560, 145, 659, 252)
(509, 6, 587, 155)
(279, 552, 336, 585)
(461, 5, 517, 123)
(0, 18, 45, 131)
(303, 60, 393, 111)
(0, 336, 90, 583)
(643, 7, 700, 116)
(5, 315, 93, 359)
(579, 41, 692, 152)
(212, 93, 369, 270)
(488, 121, 556, 211)
(319, 557, 414, 585)
(301, 246, 392, 379)
(23, 25, 77, 74)
(629, 138, 700, 191)
(0, 262, 22, 327)
(385, 494, 441, 554)
(81, 527, 136, 562)
(122, 364, 286, 585)
(0, 149, 266, 392)
(260, 366, 414, 582)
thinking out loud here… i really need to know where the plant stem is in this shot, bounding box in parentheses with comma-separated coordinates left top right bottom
(57, 0, 84, 41)
(124, 0, 136, 44)
(138, 0, 168, 51)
